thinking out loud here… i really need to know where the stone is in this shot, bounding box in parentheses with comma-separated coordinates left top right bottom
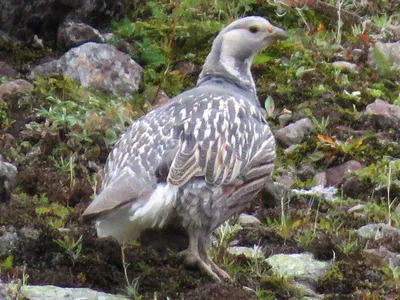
(347, 203, 365, 213)
(0, 284, 129, 300)
(369, 41, 400, 70)
(364, 246, 400, 268)
(275, 118, 315, 147)
(227, 246, 264, 259)
(261, 181, 293, 208)
(0, 226, 18, 255)
(0, 0, 127, 45)
(297, 163, 316, 181)
(276, 174, 295, 188)
(238, 213, 261, 225)
(364, 99, 400, 129)
(174, 61, 198, 76)
(57, 21, 104, 51)
(266, 253, 332, 290)
(0, 226, 39, 255)
(342, 176, 365, 198)
(313, 172, 327, 186)
(30, 42, 143, 95)
(332, 61, 359, 73)
(0, 156, 17, 204)
(356, 223, 400, 240)
(278, 112, 292, 127)
(0, 79, 33, 102)
(325, 160, 363, 187)
(142, 86, 169, 107)
(395, 203, 400, 215)
(0, 61, 18, 78)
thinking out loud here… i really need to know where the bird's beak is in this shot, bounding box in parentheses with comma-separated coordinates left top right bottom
(267, 25, 288, 41)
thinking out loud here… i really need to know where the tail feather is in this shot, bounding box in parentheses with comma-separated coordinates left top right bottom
(95, 183, 178, 244)
(81, 168, 152, 219)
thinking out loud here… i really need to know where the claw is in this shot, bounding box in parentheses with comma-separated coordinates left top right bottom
(179, 233, 230, 282)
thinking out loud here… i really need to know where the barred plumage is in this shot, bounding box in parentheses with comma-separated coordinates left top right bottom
(82, 16, 287, 281)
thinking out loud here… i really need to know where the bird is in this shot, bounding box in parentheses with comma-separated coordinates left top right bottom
(82, 16, 287, 281)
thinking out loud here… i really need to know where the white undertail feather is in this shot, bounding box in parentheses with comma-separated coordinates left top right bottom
(96, 183, 178, 243)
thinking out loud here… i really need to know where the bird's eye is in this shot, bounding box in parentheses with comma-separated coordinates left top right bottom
(248, 25, 259, 33)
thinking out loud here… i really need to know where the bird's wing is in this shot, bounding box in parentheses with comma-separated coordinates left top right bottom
(82, 111, 167, 219)
(167, 95, 273, 187)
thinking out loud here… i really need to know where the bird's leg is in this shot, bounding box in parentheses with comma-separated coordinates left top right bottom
(178, 232, 222, 282)
(198, 237, 231, 281)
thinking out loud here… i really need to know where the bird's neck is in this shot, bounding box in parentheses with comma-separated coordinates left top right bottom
(197, 38, 257, 96)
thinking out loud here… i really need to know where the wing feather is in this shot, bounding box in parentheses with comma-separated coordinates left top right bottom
(167, 96, 270, 187)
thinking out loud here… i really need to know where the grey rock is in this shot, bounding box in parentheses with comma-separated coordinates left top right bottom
(276, 174, 295, 188)
(0, 284, 129, 300)
(0, 226, 18, 255)
(0, 226, 39, 255)
(325, 160, 363, 187)
(266, 253, 332, 290)
(332, 61, 359, 73)
(0, 156, 17, 204)
(347, 203, 366, 213)
(342, 176, 365, 198)
(142, 86, 169, 108)
(351, 49, 364, 62)
(364, 99, 400, 129)
(313, 172, 327, 186)
(284, 144, 299, 154)
(356, 223, 400, 240)
(227, 246, 264, 259)
(238, 213, 261, 225)
(0, 79, 33, 102)
(395, 203, 400, 215)
(57, 21, 104, 51)
(278, 112, 292, 127)
(364, 246, 400, 268)
(174, 61, 198, 76)
(297, 163, 316, 181)
(31, 42, 143, 95)
(261, 180, 293, 208)
(0, 0, 127, 44)
(369, 41, 400, 70)
(0, 61, 18, 78)
(275, 118, 315, 147)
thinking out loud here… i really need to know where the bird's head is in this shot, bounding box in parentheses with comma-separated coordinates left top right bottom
(198, 16, 287, 92)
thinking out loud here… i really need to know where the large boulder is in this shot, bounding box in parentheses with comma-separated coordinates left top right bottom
(57, 21, 104, 51)
(30, 42, 143, 95)
(0, 0, 127, 45)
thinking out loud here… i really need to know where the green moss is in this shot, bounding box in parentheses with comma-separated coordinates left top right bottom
(0, 41, 52, 70)
(258, 275, 304, 299)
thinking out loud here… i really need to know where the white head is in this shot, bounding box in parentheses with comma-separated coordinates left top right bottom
(197, 16, 287, 92)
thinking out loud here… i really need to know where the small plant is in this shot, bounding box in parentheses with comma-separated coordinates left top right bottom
(247, 244, 268, 277)
(121, 245, 143, 300)
(54, 235, 83, 267)
(0, 255, 14, 272)
(317, 134, 367, 163)
(51, 154, 76, 190)
(382, 262, 400, 289)
(311, 115, 330, 134)
(295, 229, 315, 248)
(36, 202, 71, 229)
(264, 96, 276, 118)
(339, 231, 358, 255)
(214, 220, 241, 257)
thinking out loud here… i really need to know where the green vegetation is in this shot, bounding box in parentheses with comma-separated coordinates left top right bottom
(0, 0, 399, 298)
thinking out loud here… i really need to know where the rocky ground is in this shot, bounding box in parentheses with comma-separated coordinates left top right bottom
(0, 0, 400, 299)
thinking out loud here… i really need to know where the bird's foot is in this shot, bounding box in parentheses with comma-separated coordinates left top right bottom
(178, 249, 225, 282)
(207, 257, 231, 281)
